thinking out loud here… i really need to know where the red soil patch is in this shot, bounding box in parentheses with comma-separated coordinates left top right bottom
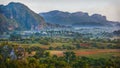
(40, 46, 49, 49)
(75, 49, 120, 56)
(50, 49, 120, 56)
(80, 43, 90, 47)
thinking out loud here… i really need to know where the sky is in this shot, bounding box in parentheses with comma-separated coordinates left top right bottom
(0, 0, 120, 22)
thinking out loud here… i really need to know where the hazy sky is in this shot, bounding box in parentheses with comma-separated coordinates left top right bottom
(0, 0, 120, 22)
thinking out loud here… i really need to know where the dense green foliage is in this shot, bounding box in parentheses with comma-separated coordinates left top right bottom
(0, 40, 120, 68)
(0, 51, 120, 68)
(6, 36, 120, 49)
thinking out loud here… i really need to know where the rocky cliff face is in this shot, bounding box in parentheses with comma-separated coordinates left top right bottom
(0, 2, 46, 34)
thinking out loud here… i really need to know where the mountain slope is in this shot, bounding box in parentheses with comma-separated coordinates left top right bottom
(0, 14, 9, 34)
(0, 2, 46, 34)
(40, 10, 117, 27)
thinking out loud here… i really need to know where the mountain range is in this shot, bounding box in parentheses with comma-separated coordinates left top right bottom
(40, 10, 120, 27)
(0, 2, 120, 34)
(0, 2, 45, 34)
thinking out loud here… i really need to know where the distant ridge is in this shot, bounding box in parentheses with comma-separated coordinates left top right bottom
(40, 10, 120, 27)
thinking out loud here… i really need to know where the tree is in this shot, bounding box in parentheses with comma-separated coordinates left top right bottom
(73, 60, 89, 68)
(1, 45, 12, 61)
(63, 51, 76, 63)
(44, 52, 50, 58)
(0, 55, 3, 63)
(10, 34, 21, 41)
(55, 61, 71, 68)
(76, 44, 81, 49)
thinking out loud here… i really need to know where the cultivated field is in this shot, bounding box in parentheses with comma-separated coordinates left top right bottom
(49, 49, 120, 58)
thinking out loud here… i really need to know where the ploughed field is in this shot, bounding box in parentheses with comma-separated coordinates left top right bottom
(49, 49, 120, 57)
